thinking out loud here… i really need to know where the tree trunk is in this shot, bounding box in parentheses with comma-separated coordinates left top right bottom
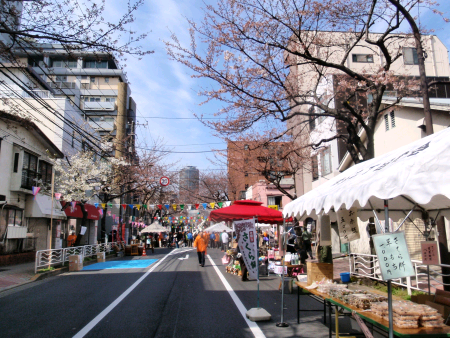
(74, 202, 88, 247)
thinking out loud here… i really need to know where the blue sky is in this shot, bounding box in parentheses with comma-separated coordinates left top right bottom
(109, 0, 450, 172)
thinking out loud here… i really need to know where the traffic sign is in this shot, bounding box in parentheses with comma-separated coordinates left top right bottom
(160, 176, 170, 186)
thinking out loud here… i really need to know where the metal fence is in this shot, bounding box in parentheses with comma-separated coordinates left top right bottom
(35, 242, 118, 273)
(349, 253, 450, 295)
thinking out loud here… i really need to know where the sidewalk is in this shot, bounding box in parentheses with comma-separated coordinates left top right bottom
(0, 262, 37, 292)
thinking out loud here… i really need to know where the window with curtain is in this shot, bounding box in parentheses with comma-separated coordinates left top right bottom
(320, 147, 332, 176)
(38, 161, 52, 186)
(403, 47, 419, 65)
(21, 152, 38, 189)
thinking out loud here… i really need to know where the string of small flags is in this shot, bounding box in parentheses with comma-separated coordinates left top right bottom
(90, 202, 231, 212)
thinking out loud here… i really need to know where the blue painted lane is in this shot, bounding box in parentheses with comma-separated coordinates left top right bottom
(82, 259, 158, 270)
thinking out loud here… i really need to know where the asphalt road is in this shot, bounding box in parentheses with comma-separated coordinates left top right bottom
(0, 247, 335, 338)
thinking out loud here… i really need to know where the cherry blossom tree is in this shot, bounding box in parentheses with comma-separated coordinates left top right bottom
(166, 0, 447, 165)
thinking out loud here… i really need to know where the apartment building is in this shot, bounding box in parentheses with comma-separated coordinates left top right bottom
(15, 46, 137, 158)
(227, 141, 295, 205)
(285, 32, 450, 256)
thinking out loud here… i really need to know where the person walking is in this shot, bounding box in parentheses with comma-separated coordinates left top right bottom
(221, 230, 229, 252)
(187, 231, 193, 247)
(176, 231, 183, 248)
(302, 227, 313, 259)
(210, 232, 216, 248)
(193, 231, 208, 267)
(215, 232, 220, 249)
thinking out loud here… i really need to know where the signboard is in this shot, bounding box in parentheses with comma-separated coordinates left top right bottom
(372, 231, 414, 280)
(160, 176, 170, 186)
(337, 207, 360, 243)
(421, 241, 440, 265)
(234, 219, 258, 280)
(268, 205, 279, 210)
(80, 226, 87, 235)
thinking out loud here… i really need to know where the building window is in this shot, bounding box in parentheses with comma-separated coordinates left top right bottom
(13, 153, 19, 172)
(352, 54, 374, 63)
(84, 60, 108, 69)
(268, 196, 282, 208)
(90, 77, 96, 83)
(311, 155, 319, 181)
(403, 47, 419, 65)
(384, 114, 389, 131)
(309, 106, 316, 131)
(244, 144, 249, 150)
(104, 77, 109, 83)
(105, 97, 115, 102)
(390, 111, 396, 128)
(52, 60, 77, 68)
(21, 152, 38, 190)
(7, 209, 23, 227)
(320, 147, 332, 176)
(80, 75, 88, 80)
(38, 161, 53, 186)
(85, 97, 101, 102)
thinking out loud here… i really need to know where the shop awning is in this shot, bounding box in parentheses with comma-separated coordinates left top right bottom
(60, 201, 100, 220)
(25, 195, 67, 220)
(283, 127, 450, 222)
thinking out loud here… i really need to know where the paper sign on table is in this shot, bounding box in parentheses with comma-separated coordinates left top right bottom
(421, 241, 440, 265)
(372, 231, 414, 280)
(337, 207, 360, 243)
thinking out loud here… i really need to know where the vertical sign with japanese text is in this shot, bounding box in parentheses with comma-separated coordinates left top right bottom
(234, 219, 258, 280)
(372, 231, 414, 280)
(421, 241, 440, 265)
(337, 207, 360, 243)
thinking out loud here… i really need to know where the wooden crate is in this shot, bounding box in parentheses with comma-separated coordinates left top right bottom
(307, 262, 333, 285)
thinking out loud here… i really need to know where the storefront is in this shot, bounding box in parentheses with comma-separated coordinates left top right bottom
(25, 194, 67, 251)
(60, 202, 100, 247)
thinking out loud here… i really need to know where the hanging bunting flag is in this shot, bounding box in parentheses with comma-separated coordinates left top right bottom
(112, 215, 116, 221)
(143, 204, 147, 210)
(210, 202, 215, 209)
(71, 201, 77, 212)
(32, 186, 41, 200)
(202, 203, 207, 209)
(172, 204, 177, 211)
(180, 204, 184, 211)
(195, 204, 199, 210)
(98, 209, 103, 217)
(107, 210, 111, 216)
(136, 205, 141, 211)
(154, 216, 157, 219)
(101, 203, 106, 209)
(108, 203, 113, 209)
(129, 204, 134, 209)
(54, 193, 61, 200)
(164, 204, 169, 209)
(218, 202, 223, 208)
(157, 205, 162, 210)
(121, 204, 127, 211)
(225, 201, 231, 207)
(149, 204, 155, 210)
(94, 203, 99, 208)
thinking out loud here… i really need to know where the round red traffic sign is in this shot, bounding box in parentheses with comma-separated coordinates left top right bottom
(160, 176, 170, 186)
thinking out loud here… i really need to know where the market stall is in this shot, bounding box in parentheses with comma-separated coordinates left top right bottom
(283, 127, 450, 337)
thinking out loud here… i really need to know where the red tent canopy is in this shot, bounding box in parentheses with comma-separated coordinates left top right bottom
(210, 200, 283, 223)
(60, 201, 100, 220)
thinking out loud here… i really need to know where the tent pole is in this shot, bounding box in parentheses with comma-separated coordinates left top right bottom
(276, 218, 289, 327)
(256, 216, 260, 309)
(385, 200, 393, 338)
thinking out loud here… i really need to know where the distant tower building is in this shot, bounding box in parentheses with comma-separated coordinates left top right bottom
(179, 166, 200, 202)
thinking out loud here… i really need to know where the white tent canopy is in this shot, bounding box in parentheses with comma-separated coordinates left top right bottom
(141, 222, 168, 233)
(204, 221, 232, 232)
(283, 127, 450, 222)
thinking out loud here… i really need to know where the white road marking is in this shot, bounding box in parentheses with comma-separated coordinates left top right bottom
(207, 255, 266, 338)
(72, 253, 170, 338)
(178, 254, 189, 260)
(168, 247, 194, 255)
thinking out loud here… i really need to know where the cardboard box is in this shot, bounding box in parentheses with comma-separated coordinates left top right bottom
(97, 252, 105, 262)
(68, 255, 82, 264)
(307, 262, 333, 285)
(69, 255, 83, 271)
(425, 300, 450, 319)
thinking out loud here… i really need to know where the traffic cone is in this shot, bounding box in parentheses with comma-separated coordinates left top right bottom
(142, 246, 146, 256)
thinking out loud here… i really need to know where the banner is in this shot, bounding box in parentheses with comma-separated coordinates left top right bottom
(421, 241, 440, 265)
(337, 207, 360, 243)
(234, 218, 258, 280)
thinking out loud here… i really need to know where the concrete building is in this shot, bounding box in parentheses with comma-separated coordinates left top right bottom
(285, 32, 450, 256)
(13, 46, 137, 159)
(0, 111, 65, 253)
(179, 166, 200, 202)
(247, 180, 294, 213)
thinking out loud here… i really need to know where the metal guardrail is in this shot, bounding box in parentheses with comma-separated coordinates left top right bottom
(349, 253, 450, 295)
(35, 242, 118, 273)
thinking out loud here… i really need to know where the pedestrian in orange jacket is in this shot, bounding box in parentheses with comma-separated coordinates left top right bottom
(194, 231, 208, 267)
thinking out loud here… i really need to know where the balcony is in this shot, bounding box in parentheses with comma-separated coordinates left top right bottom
(48, 82, 76, 89)
(83, 101, 115, 111)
